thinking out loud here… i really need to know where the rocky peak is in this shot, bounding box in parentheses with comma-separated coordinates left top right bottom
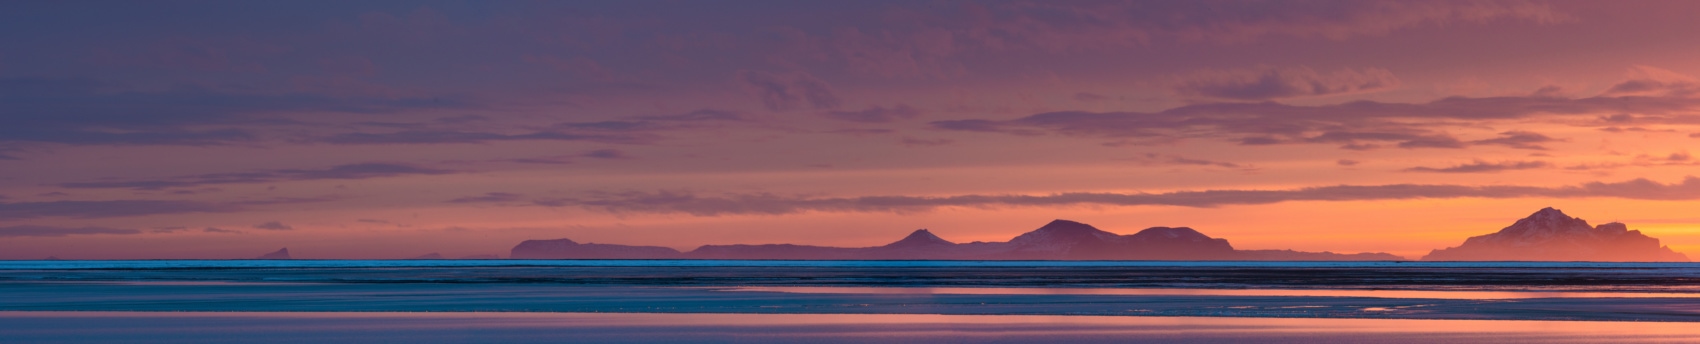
(884, 229, 954, 248)
(1124, 226, 1236, 254)
(1129, 227, 1211, 241)
(1494, 207, 1596, 242)
(1009, 219, 1121, 246)
(1595, 222, 1630, 235)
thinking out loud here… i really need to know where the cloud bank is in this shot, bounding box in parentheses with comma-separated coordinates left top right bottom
(0, 225, 141, 237)
(535, 177, 1700, 216)
(931, 92, 1694, 150)
(58, 163, 453, 190)
(1171, 66, 1400, 100)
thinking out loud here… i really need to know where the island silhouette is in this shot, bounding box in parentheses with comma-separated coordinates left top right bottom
(511, 219, 1402, 260)
(1422, 207, 1688, 262)
(504, 208, 1689, 261)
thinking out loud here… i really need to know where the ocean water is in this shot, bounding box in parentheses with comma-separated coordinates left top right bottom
(6, 311, 1700, 343)
(5, 260, 1699, 293)
(4, 259, 1700, 342)
(6, 259, 1700, 269)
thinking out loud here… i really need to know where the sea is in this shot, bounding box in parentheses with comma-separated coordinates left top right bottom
(3, 260, 1699, 343)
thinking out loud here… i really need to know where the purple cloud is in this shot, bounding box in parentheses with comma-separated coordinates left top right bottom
(900, 137, 953, 147)
(534, 177, 1700, 216)
(1131, 153, 1246, 169)
(58, 163, 454, 190)
(0, 200, 238, 219)
(503, 149, 634, 165)
(582, 149, 629, 159)
(328, 109, 747, 146)
(1170, 66, 1400, 100)
(1471, 131, 1560, 150)
(737, 70, 840, 111)
(823, 104, 921, 123)
(447, 192, 524, 204)
(931, 92, 1694, 149)
(323, 131, 642, 145)
(0, 225, 140, 237)
(0, 196, 335, 220)
(0, 78, 467, 147)
(1073, 92, 1109, 102)
(252, 221, 293, 230)
(1403, 160, 1551, 173)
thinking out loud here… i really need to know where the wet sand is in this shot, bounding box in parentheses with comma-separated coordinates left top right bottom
(4, 311, 1698, 343)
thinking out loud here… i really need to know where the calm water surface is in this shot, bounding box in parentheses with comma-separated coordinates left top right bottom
(3, 311, 1697, 343)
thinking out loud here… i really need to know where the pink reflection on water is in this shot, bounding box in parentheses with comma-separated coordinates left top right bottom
(3, 311, 1698, 342)
(724, 286, 1700, 299)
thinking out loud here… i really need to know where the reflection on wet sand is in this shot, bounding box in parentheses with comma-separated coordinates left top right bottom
(2, 311, 1696, 344)
(726, 286, 1700, 300)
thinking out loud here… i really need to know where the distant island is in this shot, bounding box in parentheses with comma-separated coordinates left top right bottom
(192, 208, 1681, 261)
(255, 248, 291, 260)
(510, 219, 1404, 260)
(1422, 207, 1689, 262)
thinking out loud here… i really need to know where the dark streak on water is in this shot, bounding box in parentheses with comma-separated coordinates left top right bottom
(4, 260, 1699, 292)
(3, 260, 1700, 322)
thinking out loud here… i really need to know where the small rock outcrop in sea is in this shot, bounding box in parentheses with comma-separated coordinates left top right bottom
(409, 253, 445, 259)
(509, 238, 682, 259)
(1422, 207, 1689, 262)
(510, 220, 1403, 261)
(255, 248, 292, 259)
(457, 254, 501, 259)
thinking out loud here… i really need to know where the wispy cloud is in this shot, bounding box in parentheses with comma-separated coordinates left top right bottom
(823, 104, 920, 123)
(1170, 66, 1400, 100)
(0, 197, 335, 219)
(501, 149, 632, 165)
(0, 225, 141, 237)
(326, 109, 743, 146)
(0, 200, 238, 219)
(931, 92, 1685, 149)
(252, 221, 293, 230)
(0, 77, 466, 147)
(322, 131, 641, 145)
(1129, 153, 1247, 169)
(58, 163, 453, 190)
(899, 137, 953, 147)
(1404, 160, 1551, 173)
(533, 177, 1700, 216)
(447, 192, 523, 204)
(737, 71, 839, 111)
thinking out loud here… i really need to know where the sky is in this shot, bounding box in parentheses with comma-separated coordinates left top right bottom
(4, 0, 1700, 259)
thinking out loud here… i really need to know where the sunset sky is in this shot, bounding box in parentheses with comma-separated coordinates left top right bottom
(5, 0, 1700, 259)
